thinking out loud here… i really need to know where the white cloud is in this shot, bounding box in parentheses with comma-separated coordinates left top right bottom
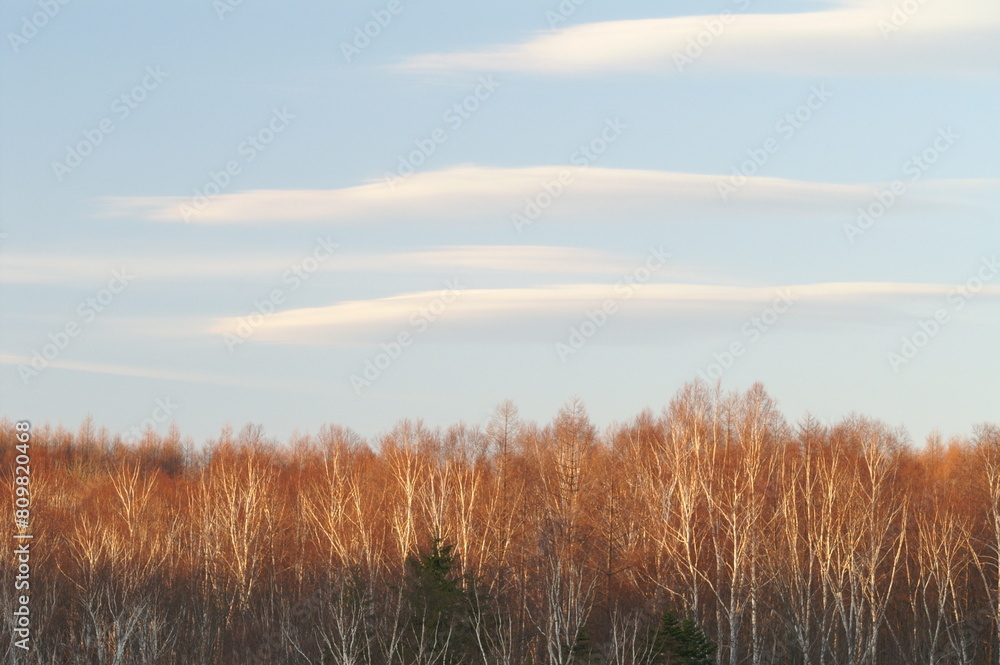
(206, 281, 1000, 344)
(0, 255, 287, 284)
(100, 165, 989, 226)
(0, 245, 631, 284)
(0, 353, 272, 388)
(399, 1, 1000, 76)
(102, 166, 997, 227)
(384, 245, 627, 273)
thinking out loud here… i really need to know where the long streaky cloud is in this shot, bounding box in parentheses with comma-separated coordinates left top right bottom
(207, 281, 1000, 344)
(399, 1, 1000, 76)
(0, 246, 632, 284)
(0, 353, 267, 388)
(100, 166, 994, 226)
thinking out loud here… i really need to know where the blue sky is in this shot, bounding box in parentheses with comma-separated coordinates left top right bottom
(1, 0, 998, 445)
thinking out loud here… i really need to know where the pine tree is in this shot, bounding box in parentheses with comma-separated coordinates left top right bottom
(402, 536, 475, 664)
(652, 609, 716, 665)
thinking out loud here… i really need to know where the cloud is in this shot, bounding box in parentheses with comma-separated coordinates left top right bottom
(398, 1, 1000, 76)
(0, 353, 269, 388)
(383, 245, 627, 274)
(0, 255, 285, 284)
(101, 166, 994, 226)
(206, 281, 1000, 345)
(0, 245, 631, 284)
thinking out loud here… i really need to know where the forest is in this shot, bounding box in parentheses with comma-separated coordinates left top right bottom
(2, 381, 999, 665)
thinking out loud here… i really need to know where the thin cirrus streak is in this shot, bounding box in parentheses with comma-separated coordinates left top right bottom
(398, 0, 1000, 76)
(0, 353, 305, 389)
(0, 246, 630, 283)
(206, 281, 1000, 344)
(97, 166, 995, 225)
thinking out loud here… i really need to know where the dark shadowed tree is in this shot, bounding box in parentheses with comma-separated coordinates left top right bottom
(652, 609, 716, 665)
(402, 537, 476, 665)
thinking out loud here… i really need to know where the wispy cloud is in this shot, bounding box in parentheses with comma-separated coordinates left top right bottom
(0, 255, 281, 284)
(0, 245, 631, 284)
(100, 166, 994, 226)
(384, 245, 627, 273)
(0, 353, 265, 388)
(398, 1, 999, 76)
(206, 281, 1000, 344)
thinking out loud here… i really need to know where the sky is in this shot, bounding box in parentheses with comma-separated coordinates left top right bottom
(1, 0, 998, 446)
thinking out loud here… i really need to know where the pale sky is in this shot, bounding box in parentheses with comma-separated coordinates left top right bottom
(2, 0, 998, 444)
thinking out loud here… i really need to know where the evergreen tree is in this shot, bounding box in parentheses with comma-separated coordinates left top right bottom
(402, 536, 476, 664)
(651, 608, 716, 665)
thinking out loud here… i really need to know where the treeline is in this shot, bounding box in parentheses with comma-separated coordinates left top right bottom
(2, 382, 999, 665)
